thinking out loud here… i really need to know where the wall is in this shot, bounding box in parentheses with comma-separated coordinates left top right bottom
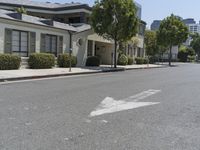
(72, 29, 93, 66)
(162, 46, 179, 60)
(95, 41, 114, 65)
(0, 18, 70, 54)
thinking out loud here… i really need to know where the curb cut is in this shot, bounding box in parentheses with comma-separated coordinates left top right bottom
(0, 65, 166, 82)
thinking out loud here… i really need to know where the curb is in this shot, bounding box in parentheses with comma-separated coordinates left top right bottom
(0, 65, 166, 82)
(125, 65, 168, 70)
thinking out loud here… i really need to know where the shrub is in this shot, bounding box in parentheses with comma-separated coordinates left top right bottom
(178, 46, 195, 62)
(188, 55, 195, 62)
(86, 56, 100, 66)
(149, 56, 156, 64)
(135, 57, 144, 64)
(127, 56, 134, 65)
(178, 50, 188, 62)
(28, 53, 55, 69)
(57, 53, 77, 68)
(0, 54, 21, 70)
(143, 58, 149, 64)
(117, 54, 128, 66)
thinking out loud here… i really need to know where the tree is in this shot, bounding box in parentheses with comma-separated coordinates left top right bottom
(157, 14, 189, 66)
(191, 36, 200, 59)
(15, 7, 27, 14)
(91, 0, 139, 68)
(190, 33, 199, 40)
(144, 30, 158, 57)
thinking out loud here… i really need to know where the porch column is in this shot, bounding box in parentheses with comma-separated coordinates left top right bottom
(92, 40, 95, 56)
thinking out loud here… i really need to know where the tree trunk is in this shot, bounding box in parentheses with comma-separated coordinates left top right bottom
(114, 40, 117, 68)
(169, 45, 172, 66)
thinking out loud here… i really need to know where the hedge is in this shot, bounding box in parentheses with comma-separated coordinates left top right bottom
(117, 54, 128, 66)
(0, 54, 21, 70)
(178, 50, 188, 62)
(127, 56, 134, 65)
(86, 56, 100, 66)
(57, 53, 77, 68)
(135, 57, 144, 64)
(28, 53, 55, 69)
(143, 58, 149, 64)
(188, 55, 195, 62)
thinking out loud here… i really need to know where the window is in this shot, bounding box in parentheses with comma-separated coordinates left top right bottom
(44, 35, 57, 56)
(68, 17, 81, 24)
(41, 34, 63, 56)
(87, 40, 93, 56)
(12, 30, 28, 57)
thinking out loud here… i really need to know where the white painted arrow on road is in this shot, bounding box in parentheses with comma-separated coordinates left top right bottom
(90, 89, 161, 117)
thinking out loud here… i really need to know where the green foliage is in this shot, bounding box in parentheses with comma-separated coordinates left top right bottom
(187, 55, 195, 62)
(178, 45, 195, 62)
(15, 7, 27, 14)
(191, 35, 200, 56)
(178, 50, 188, 62)
(157, 14, 188, 47)
(91, 0, 139, 42)
(190, 33, 199, 40)
(28, 53, 55, 69)
(157, 14, 189, 65)
(187, 47, 195, 56)
(86, 56, 100, 67)
(91, 0, 139, 67)
(149, 56, 156, 64)
(135, 57, 144, 64)
(117, 54, 128, 66)
(127, 56, 134, 65)
(0, 54, 21, 70)
(144, 30, 158, 56)
(143, 58, 149, 64)
(57, 54, 77, 68)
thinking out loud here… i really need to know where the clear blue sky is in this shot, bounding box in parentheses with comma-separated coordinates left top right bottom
(35, 0, 200, 28)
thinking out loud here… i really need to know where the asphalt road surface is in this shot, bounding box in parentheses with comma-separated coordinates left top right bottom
(0, 63, 200, 150)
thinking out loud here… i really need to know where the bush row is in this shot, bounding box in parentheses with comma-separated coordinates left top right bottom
(0, 53, 151, 70)
(29, 53, 78, 69)
(135, 57, 149, 64)
(85, 55, 150, 66)
(0, 53, 78, 70)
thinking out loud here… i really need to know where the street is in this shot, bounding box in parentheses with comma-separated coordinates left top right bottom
(0, 63, 200, 150)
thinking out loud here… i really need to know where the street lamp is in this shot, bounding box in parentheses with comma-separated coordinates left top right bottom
(69, 48, 72, 72)
(68, 31, 73, 72)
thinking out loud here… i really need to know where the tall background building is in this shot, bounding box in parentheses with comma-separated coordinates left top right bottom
(182, 18, 196, 25)
(151, 18, 200, 34)
(150, 20, 161, 31)
(135, 2, 142, 19)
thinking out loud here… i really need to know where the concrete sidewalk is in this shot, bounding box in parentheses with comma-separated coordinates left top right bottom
(0, 64, 166, 82)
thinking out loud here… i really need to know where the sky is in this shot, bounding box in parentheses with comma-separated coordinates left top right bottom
(35, 0, 200, 28)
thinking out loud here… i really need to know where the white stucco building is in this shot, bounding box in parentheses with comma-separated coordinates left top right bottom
(0, 0, 146, 66)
